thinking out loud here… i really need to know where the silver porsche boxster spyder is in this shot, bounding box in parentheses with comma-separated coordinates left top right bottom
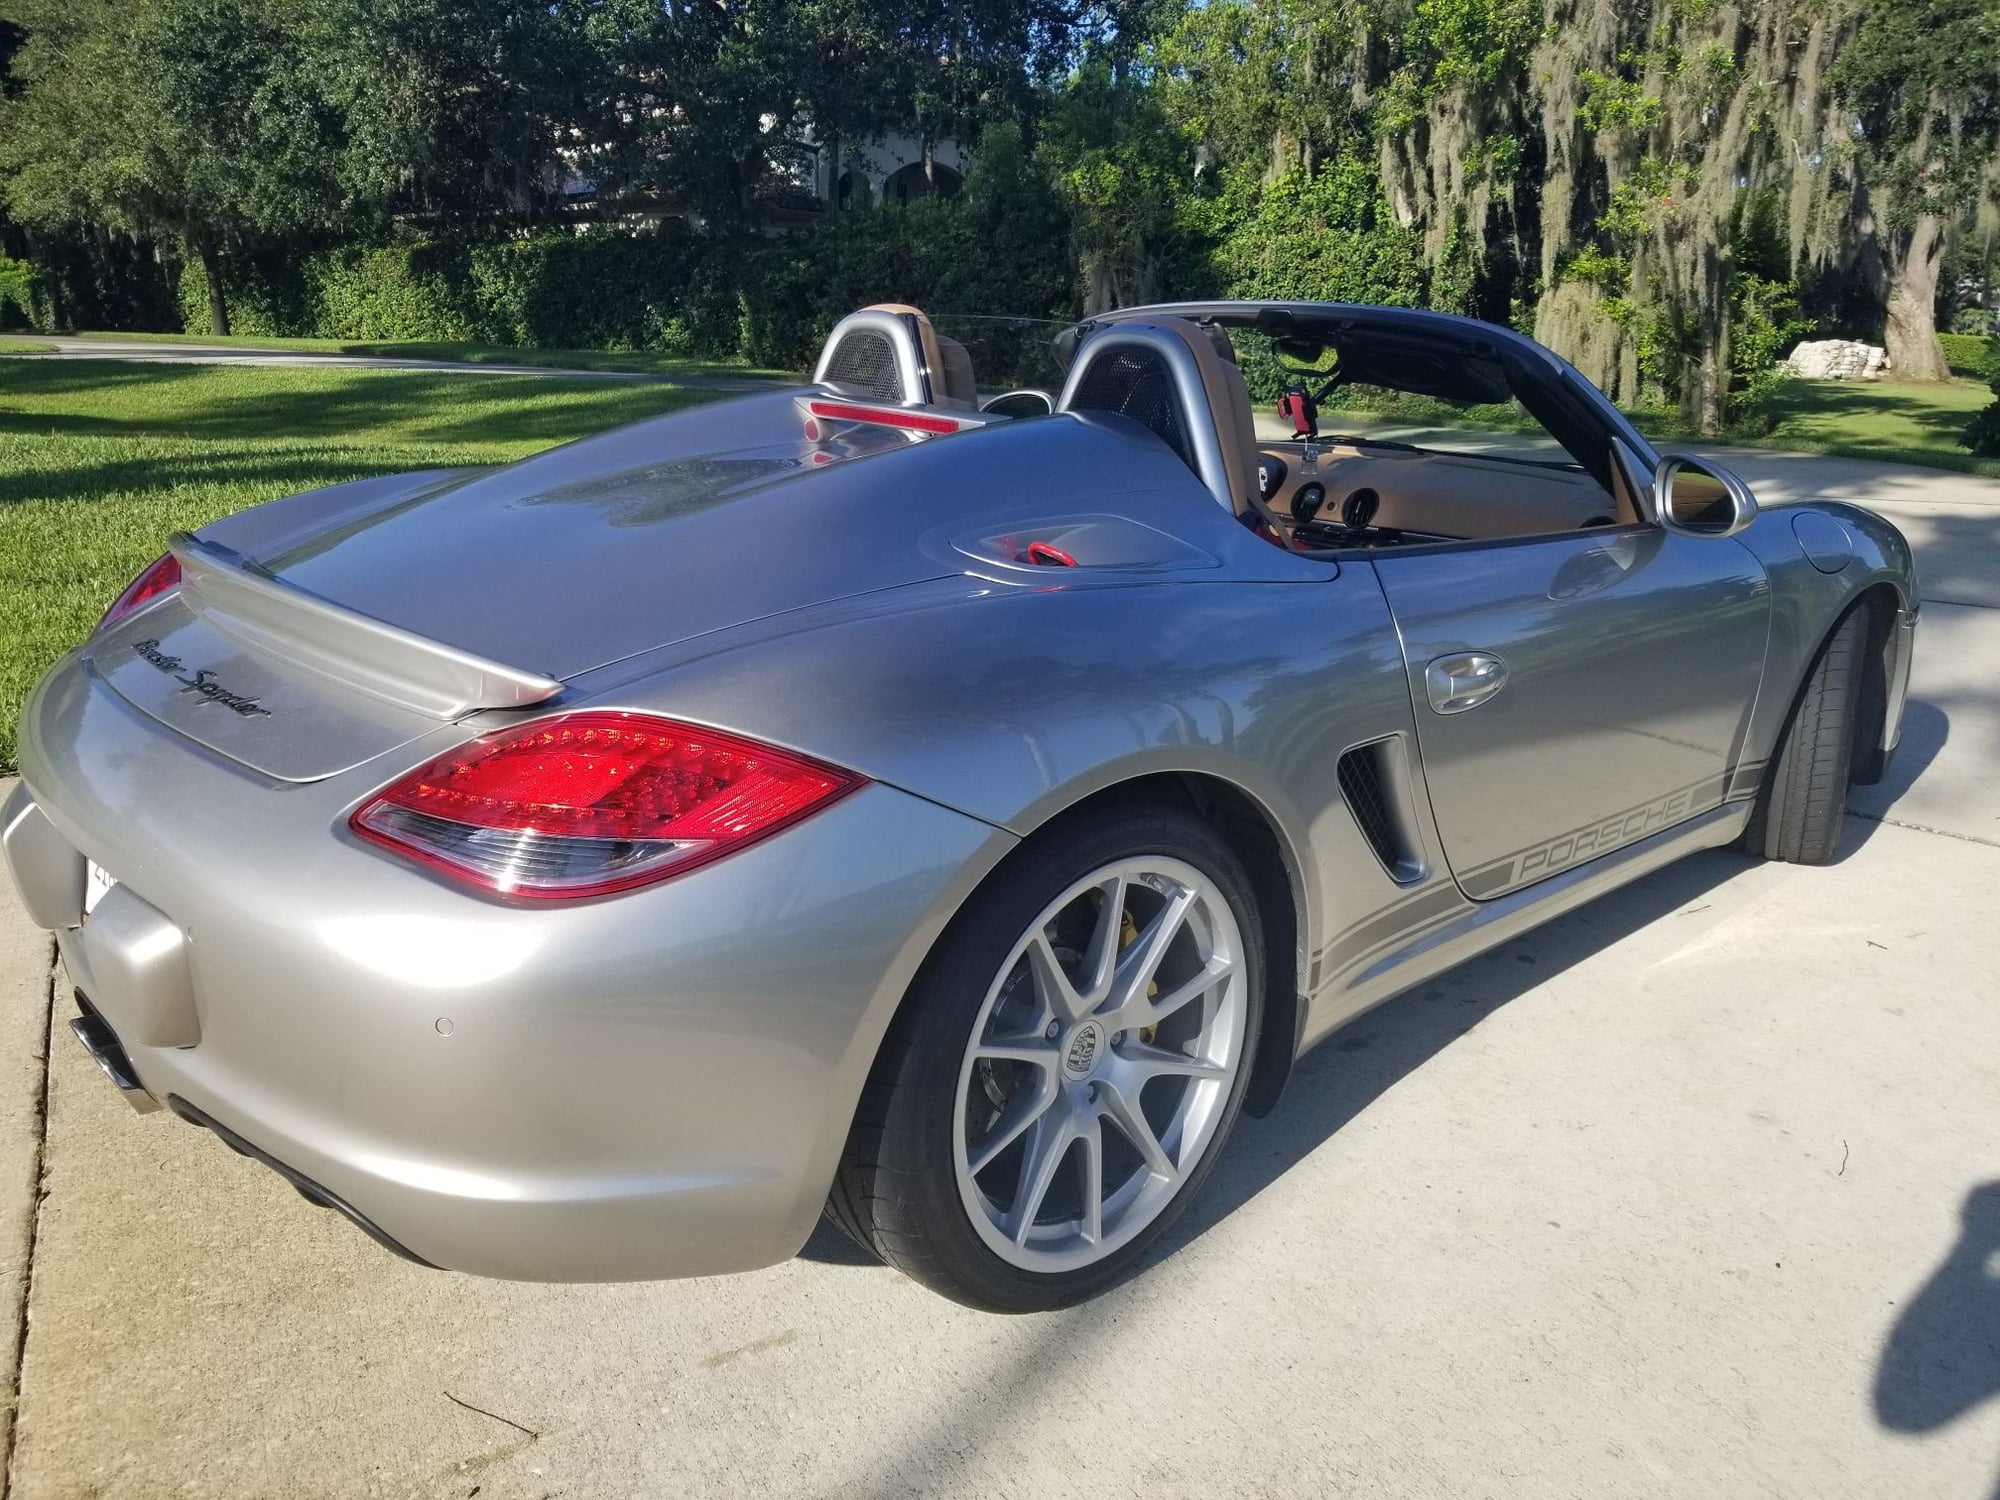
(3, 301, 1917, 1311)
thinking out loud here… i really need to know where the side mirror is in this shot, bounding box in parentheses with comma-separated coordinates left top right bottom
(980, 389, 1054, 419)
(1653, 451, 1758, 537)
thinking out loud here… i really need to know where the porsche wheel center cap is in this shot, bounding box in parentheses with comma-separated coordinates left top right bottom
(1062, 1021, 1105, 1079)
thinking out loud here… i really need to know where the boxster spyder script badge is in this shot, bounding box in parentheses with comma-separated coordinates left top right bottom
(131, 639, 273, 718)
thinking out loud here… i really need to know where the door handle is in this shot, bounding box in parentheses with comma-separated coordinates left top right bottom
(1426, 652, 1508, 714)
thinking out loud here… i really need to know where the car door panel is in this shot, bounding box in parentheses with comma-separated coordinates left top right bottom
(1371, 527, 1770, 899)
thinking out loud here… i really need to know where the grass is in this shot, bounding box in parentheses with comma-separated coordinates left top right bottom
(0, 359, 730, 771)
(1630, 375, 2000, 478)
(70, 329, 794, 380)
(0, 336, 55, 354)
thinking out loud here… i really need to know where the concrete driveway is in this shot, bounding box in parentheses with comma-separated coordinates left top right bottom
(1, 450, 1996, 1499)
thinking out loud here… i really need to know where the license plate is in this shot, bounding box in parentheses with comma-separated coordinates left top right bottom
(84, 859, 116, 916)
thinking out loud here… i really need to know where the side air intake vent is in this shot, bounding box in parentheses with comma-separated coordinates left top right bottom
(1337, 738, 1426, 883)
(821, 331, 904, 402)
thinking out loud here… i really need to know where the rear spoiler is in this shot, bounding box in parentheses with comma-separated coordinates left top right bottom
(168, 532, 563, 719)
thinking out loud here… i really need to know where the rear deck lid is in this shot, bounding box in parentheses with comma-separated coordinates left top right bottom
(87, 392, 1259, 781)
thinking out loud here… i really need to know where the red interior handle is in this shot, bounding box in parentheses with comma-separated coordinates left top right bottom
(1024, 541, 1078, 567)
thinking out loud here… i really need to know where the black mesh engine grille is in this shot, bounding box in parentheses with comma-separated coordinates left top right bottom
(1066, 346, 1194, 471)
(1338, 744, 1401, 873)
(823, 331, 904, 401)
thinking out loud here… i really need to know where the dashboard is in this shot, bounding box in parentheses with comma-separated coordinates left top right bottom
(1256, 439, 1627, 546)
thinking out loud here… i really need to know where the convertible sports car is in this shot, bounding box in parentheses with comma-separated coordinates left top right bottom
(3, 300, 1916, 1311)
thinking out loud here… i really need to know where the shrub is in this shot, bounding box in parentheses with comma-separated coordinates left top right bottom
(182, 230, 722, 348)
(1213, 162, 1429, 311)
(1726, 273, 1813, 436)
(0, 255, 35, 329)
(166, 194, 1072, 367)
(734, 149, 1075, 368)
(1940, 331, 2000, 381)
(17, 230, 179, 333)
(174, 238, 318, 335)
(307, 243, 478, 341)
(1967, 364, 2000, 456)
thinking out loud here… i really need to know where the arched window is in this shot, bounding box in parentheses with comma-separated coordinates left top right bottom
(836, 171, 871, 209)
(882, 162, 963, 205)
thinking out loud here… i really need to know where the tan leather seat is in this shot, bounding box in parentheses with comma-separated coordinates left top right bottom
(862, 303, 976, 409)
(1149, 317, 1278, 527)
(932, 334, 977, 408)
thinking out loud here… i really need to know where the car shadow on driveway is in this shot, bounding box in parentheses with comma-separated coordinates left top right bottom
(1843, 698, 1951, 857)
(1174, 699, 1947, 1249)
(801, 700, 1952, 1275)
(799, 846, 1759, 1279)
(1164, 844, 1755, 1256)
(1876, 1182, 2000, 1500)
(794, 849, 1755, 1273)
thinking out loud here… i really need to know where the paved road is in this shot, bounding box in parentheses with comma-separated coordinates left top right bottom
(11, 337, 779, 388)
(1, 453, 1997, 1499)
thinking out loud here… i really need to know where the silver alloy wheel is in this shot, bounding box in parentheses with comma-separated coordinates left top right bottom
(951, 856, 1249, 1273)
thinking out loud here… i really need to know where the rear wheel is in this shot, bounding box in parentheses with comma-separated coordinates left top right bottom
(828, 806, 1263, 1311)
(1741, 606, 1871, 865)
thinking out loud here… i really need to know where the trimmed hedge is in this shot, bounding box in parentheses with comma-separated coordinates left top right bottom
(14, 230, 180, 333)
(177, 230, 743, 350)
(176, 146, 1078, 367)
(1941, 331, 2000, 381)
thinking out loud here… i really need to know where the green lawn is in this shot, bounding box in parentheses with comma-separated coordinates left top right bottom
(70, 330, 793, 380)
(0, 336, 55, 354)
(0, 360, 729, 771)
(1634, 375, 2000, 477)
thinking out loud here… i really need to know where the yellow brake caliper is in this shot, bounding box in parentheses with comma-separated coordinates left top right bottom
(1117, 904, 1159, 1044)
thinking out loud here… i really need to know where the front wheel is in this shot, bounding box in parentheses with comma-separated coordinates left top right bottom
(828, 805, 1263, 1311)
(1741, 605, 1871, 865)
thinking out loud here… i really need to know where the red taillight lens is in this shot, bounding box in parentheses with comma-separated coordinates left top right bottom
(97, 553, 182, 632)
(349, 712, 863, 900)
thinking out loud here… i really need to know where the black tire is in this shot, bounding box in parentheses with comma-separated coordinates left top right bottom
(1741, 606, 1871, 864)
(827, 803, 1264, 1312)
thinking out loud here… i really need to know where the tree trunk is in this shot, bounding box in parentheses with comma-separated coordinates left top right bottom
(1084, 258, 1115, 316)
(195, 236, 229, 337)
(1884, 214, 1949, 381)
(1692, 349, 1723, 436)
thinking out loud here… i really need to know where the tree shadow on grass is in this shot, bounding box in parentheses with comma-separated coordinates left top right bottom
(0, 358, 215, 405)
(0, 360, 720, 449)
(0, 446, 439, 507)
(168, 374, 711, 447)
(1759, 379, 1990, 452)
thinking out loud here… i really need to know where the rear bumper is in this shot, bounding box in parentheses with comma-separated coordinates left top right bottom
(5, 655, 1012, 1280)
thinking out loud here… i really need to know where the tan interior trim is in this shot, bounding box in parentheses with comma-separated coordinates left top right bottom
(1260, 441, 1629, 540)
(863, 303, 947, 406)
(1148, 317, 1272, 527)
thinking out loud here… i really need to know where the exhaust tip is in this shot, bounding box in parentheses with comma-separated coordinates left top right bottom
(68, 1003, 161, 1114)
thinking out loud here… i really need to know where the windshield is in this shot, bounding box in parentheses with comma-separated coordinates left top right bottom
(1224, 326, 1576, 468)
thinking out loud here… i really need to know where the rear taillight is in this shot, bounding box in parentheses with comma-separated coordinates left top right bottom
(349, 712, 863, 900)
(97, 553, 182, 632)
